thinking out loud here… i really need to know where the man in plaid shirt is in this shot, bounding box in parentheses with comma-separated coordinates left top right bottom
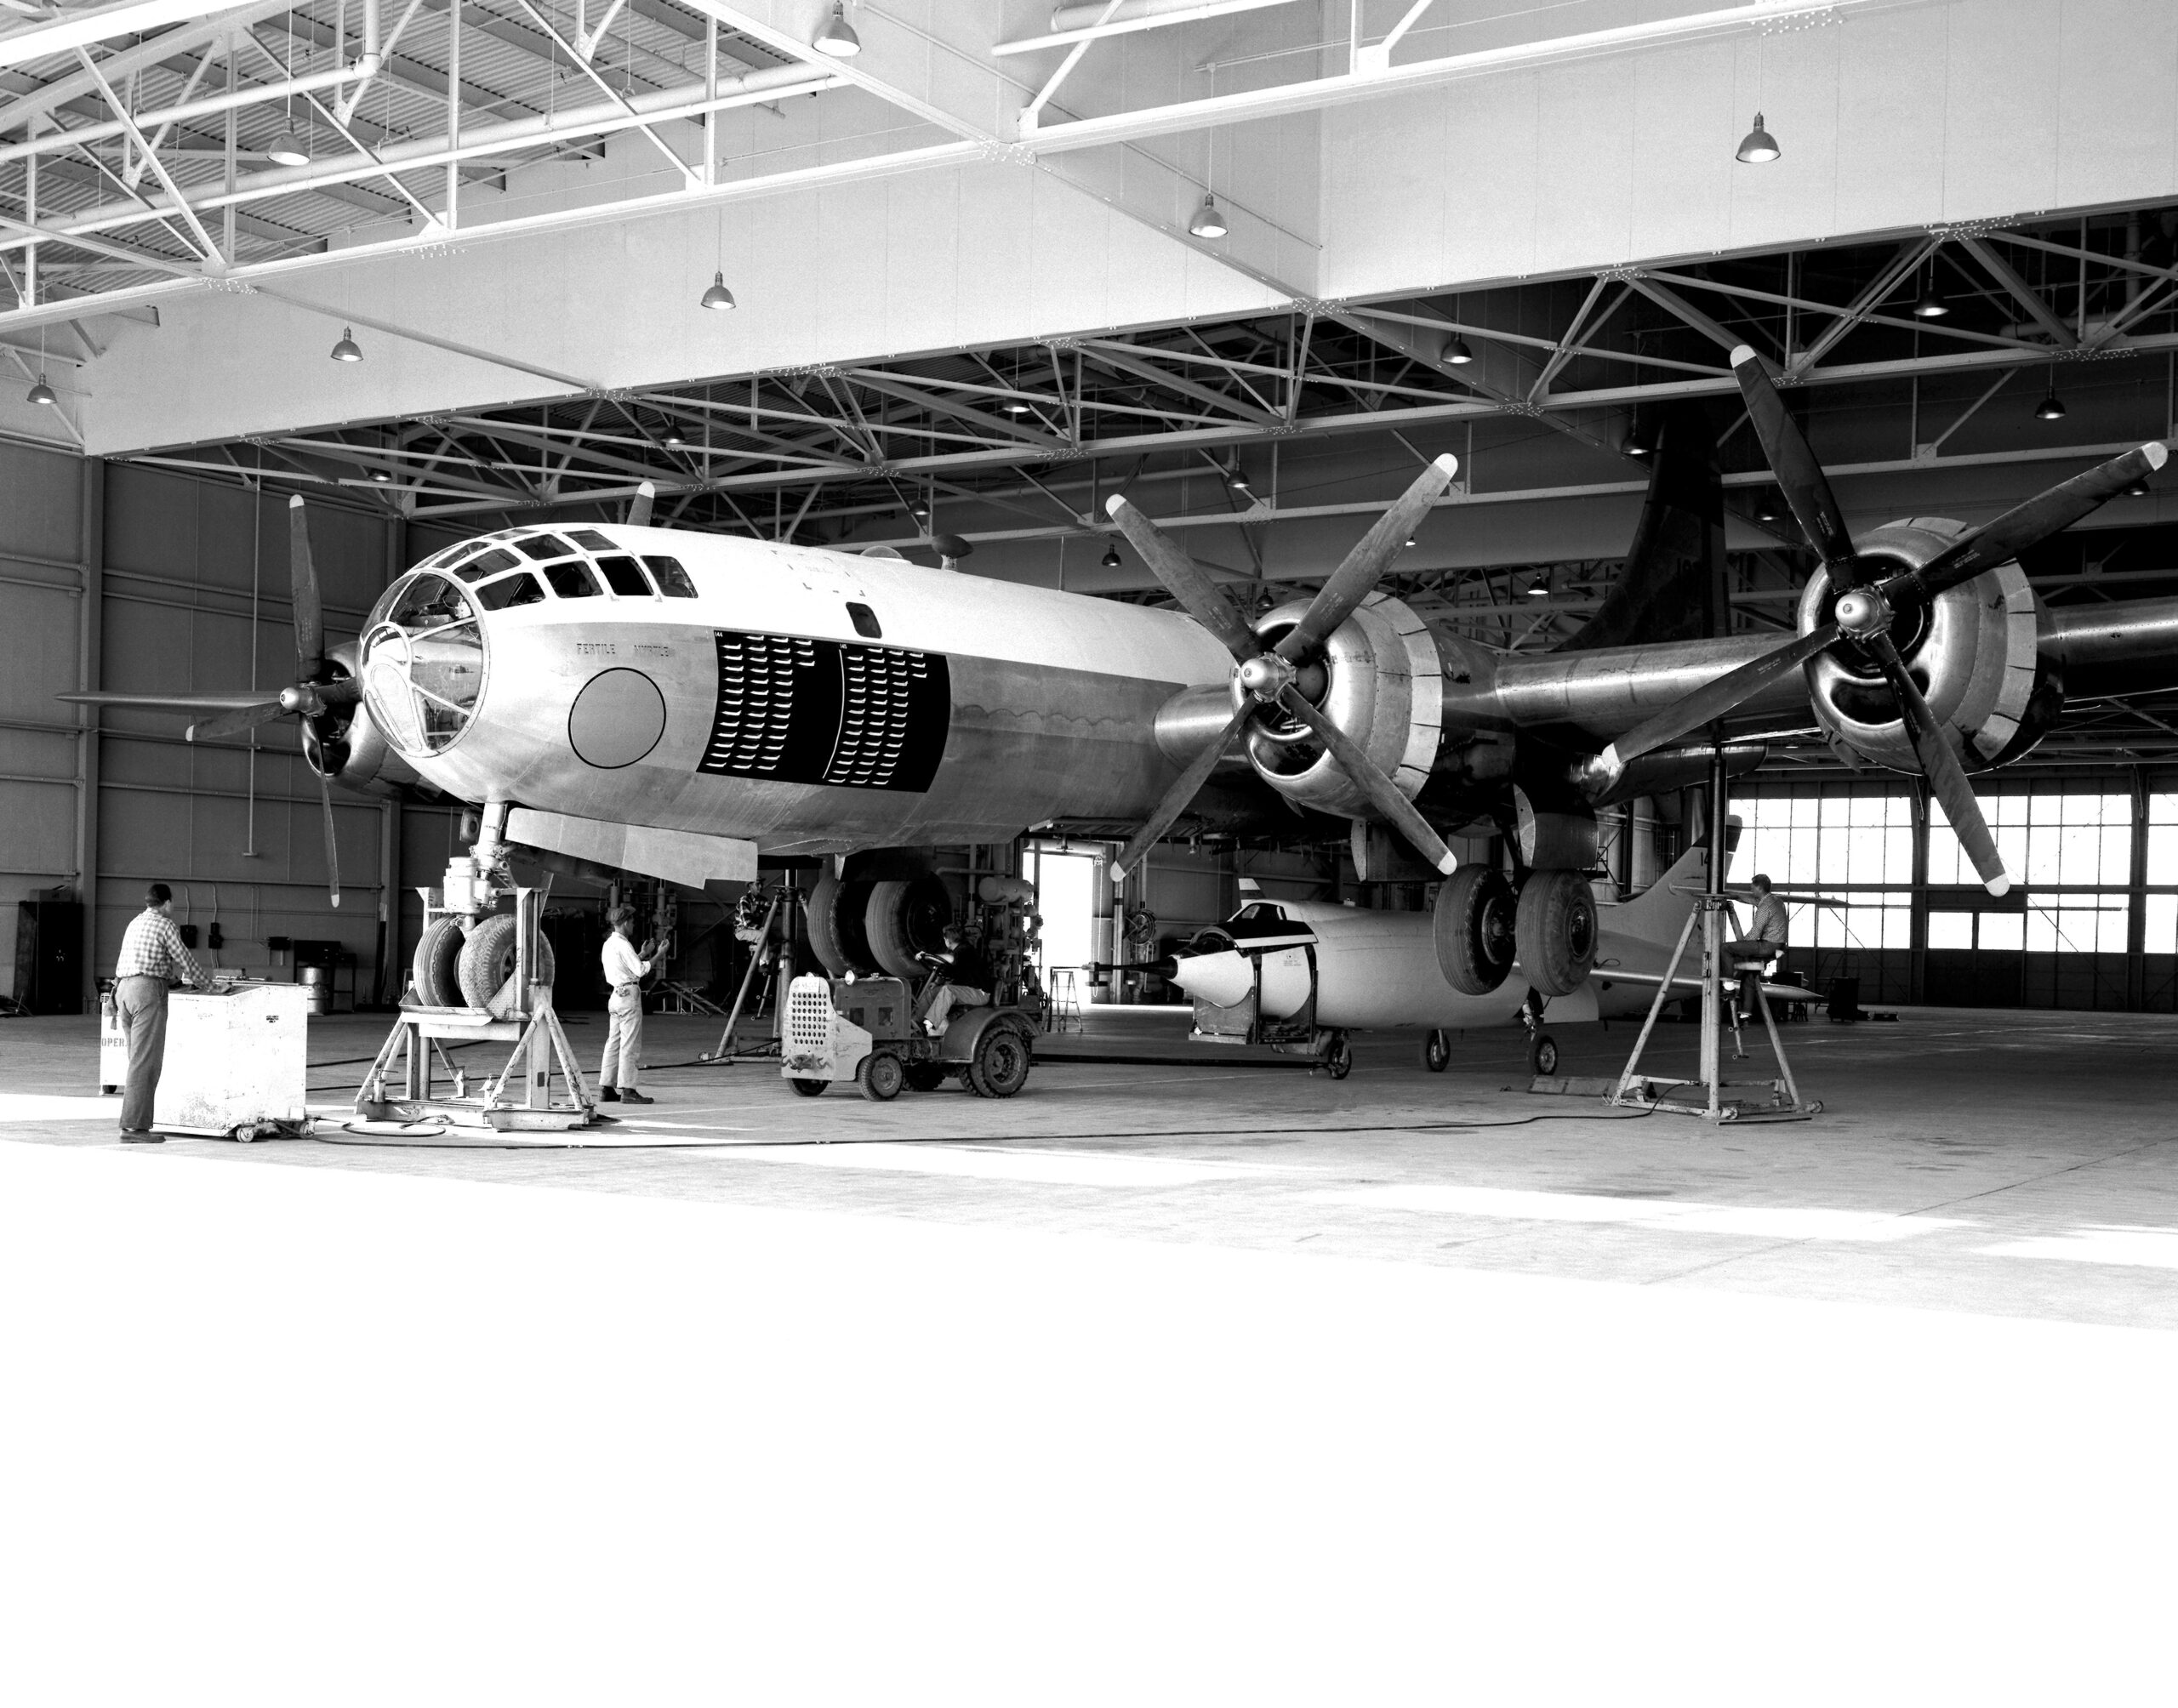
(113, 882, 208, 1142)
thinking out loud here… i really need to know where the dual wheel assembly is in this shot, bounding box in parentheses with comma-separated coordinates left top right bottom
(412, 912, 558, 1018)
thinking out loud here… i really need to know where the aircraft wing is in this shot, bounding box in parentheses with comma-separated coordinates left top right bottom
(1600, 968, 1822, 1005)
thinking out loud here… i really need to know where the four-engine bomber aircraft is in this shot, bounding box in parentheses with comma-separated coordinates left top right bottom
(69, 350, 2178, 1016)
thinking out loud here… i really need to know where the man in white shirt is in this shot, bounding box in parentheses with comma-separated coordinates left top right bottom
(1734, 874, 1791, 1022)
(598, 903, 658, 1105)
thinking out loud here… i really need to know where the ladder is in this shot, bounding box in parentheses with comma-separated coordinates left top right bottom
(1046, 967, 1081, 1033)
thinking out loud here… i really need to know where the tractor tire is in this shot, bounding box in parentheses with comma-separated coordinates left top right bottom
(858, 1050, 905, 1102)
(412, 915, 468, 1008)
(1514, 870, 1599, 998)
(1434, 867, 1518, 994)
(805, 868, 877, 975)
(455, 912, 558, 1018)
(864, 874, 954, 979)
(965, 1023, 1032, 1099)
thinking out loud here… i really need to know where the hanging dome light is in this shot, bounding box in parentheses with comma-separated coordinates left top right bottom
(1736, 112, 1779, 164)
(1625, 433, 1654, 458)
(1445, 333, 1474, 365)
(813, 2, 861, 55)
(664, 425, 686, 447)
(1188, 193, 1228, 239)
(1227, 464, 1251, 496)
(1525, 581, 1550, 597)
(2034, 387, 2067, 422)
(265, 129, 310, 167)
(1912, 283, 1948, 319)
(1755, 487, 1785, 524)
(368, 467, 391, 483)
(1004, 400, 1031, 415)
(1101, 544, 1121, 569)
(2126, 476, 2152, 497)
(910, 498, 930, 522)
(699, 270, 736, 310)
(25, 373, 55, 406)
(329, 327, 363, 362)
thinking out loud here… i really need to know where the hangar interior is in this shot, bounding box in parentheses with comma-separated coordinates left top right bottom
(5, 2, 2178, 1698)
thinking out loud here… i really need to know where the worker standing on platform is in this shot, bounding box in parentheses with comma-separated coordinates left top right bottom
(113, 882, 208, 1142)
(598, 903, 658, 1106)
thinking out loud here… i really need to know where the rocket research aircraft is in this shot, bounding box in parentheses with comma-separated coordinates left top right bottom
(66, 348, 2178, 1013)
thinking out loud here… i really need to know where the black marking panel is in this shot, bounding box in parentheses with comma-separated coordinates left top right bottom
(700, 629, 950, 792)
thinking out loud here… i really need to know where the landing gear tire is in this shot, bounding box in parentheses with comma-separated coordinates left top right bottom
(864, 874, 954, 980)
(788, 1078, 828, 1097)
(1422, 1028, 1451, 1073)
(1434, 868, 1518, 994)
(904, 1062, 948, 1093)
(858, 1050, 905, 1102)
(1514, 870, 1599, 998)
(1528, 1031, 1559, 1077)
(806, 868, 877, 975)
(966, 1025, 1032, 1098)
(1325, 1032, 1353, 1079)
(456, 912, 558, 1019)
(413, 914, 468, 1008)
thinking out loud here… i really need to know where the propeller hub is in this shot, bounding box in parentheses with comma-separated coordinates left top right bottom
(1236, 652, 1296, 703)
(1833, 587, 1893, 639)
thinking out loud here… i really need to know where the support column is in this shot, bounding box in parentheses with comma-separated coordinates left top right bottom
(2128, 766, 2148, 1011)
(74, 455, 104, 1009)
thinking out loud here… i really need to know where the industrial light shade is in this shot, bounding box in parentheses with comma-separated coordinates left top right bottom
(2126, 477, 2152, 497)
(25, 373, 54, 406)
(1736, 112, 1780, 163)
(2034, 388, 2067, 422)
(910, 499, 930, 521)
(1755, 488, 1785, 523)
(699, 270, 736, 310)
(1101, 544, 1121, 569)
(1625, 435, 1654, 458)
(1525, 582, 1549, 597)
(1188, 193, 1228, 239)
(813, 2, 860, 55)
(1445, 334, 1474, 364)
(1227, 465, 1251, 495)
(368, 467, 391, 482)
(265, 129, 309, 167)
(329, 327, 363, 362)
(1912, 286, 1949, 319)
(1004, 400, 1031, 415)
(664, 426, 686, 447)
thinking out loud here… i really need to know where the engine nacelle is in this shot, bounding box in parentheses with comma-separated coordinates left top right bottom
(1802, 519, 2060, 773)
(1242, 591, 1443, 815)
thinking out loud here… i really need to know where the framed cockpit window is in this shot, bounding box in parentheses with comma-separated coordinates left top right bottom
(645, 555, 698, 598)
(595, 555, 655, 597)
(543, 560, 601, 599)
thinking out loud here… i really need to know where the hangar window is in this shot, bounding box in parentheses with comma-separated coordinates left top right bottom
(473, 572, 545, 610)
(453, 547, 522, 582)
(646, 555, 698, 598)
(567, 528, 618, 552)
(846, 600, 881, 637)
(595, 555, 655, 597)
(1233, 902, 1287, 925)
(516, 533, 572, 561)
(543, 560, 601, 599)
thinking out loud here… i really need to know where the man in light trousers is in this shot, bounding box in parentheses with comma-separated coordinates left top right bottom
(112, 882, 208, 1142)
(598, 902, 658, 1106)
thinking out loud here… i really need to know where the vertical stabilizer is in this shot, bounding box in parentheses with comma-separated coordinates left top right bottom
(1559, 401, 1728, 652)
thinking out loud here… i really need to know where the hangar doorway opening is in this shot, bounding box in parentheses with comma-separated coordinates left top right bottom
(1026, 845, 1098, 997)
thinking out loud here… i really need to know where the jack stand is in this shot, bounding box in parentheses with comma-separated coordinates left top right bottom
(356, 883, 598, 1130)
(701, 881, 795, 1064)
(1605, 749, 1819, 1124)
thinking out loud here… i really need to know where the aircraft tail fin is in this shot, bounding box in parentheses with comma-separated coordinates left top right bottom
(1604, 817, 1740, 940)
(1559, 401, 1727, 652)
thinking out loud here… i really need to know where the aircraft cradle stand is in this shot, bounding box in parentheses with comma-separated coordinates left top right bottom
(1605, 891, 1821, 1124)
(355, 998, 599, 1132)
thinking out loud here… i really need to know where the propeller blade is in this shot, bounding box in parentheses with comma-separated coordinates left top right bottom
(1274, 685, 1457, 874)
(1577, 622, 1841, 797)
(1274, 453, 1459, 663)
(187, 699, 288, 742)
(1112, 697, 1257, 880)
(1884, 441, 2169, 608)
(319, 767, 341, 909)
(1105, 492, 1259, 663)
(628, 480, 657, 527)
(58, 692, 290, 710)
(1731, 346, 1862, 586)
(288, 496, 324, 680)
(1867, 631, 2009, 896)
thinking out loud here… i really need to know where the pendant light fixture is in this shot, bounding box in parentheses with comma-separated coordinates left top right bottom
(1911, 261, 1948, 318)
(368, 466, 391, 483)
(813, 2, 860, 56)
(1101, 543, 1121, 569)
(1189, 192, 1227, 239)
(1736, 112, 1779, 163)
(2125, 476, 2152, 498)
(1226, 462, 1251, 498)
(699, 270, 736, 310)
(25, 373, 54, 406)
(330, 326, 363, 362)
(2034, 384, 2067, 423)
(266, 128, 309, 167)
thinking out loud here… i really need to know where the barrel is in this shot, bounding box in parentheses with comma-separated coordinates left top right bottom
(298, 964, 332, 1016)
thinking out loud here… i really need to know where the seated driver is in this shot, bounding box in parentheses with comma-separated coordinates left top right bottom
(919, 924, 992, 1037)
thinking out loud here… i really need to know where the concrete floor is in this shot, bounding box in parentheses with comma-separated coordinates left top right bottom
(7, 1000, 2177, 1331)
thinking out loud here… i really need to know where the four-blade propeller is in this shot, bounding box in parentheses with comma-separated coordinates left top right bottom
(1581, 346, 2167, 896)
(1108, 453, 1462, 880)
(61, 495, 352, 906)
